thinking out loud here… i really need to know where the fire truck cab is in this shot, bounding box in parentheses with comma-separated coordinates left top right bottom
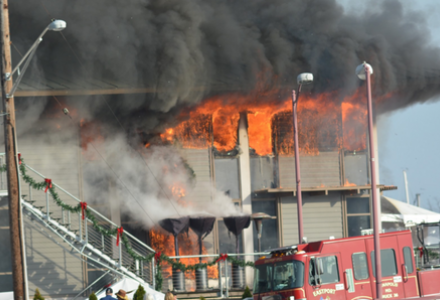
(253, 230, 440, 300)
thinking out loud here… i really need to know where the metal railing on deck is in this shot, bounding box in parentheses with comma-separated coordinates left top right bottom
(19, 162, 156, 285)
(159, 253, 267, 296)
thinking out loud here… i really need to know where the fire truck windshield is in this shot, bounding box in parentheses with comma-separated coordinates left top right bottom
(253, 260, 305, 293)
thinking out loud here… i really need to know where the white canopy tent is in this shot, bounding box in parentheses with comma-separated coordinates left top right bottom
(381, 196, 440, 225)
(93, 278, 164, 300)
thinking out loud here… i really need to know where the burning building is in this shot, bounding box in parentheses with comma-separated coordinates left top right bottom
(0, 0, 440, 298)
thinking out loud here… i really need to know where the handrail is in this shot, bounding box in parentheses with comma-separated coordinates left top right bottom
(23, 164, 156, 253)
(22, 199, 147, 284)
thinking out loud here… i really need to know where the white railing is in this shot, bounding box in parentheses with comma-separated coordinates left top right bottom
(159, 253, 267, 296)
(17, 161, 156, 286)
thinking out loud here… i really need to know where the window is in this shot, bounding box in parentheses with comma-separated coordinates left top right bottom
(273, 260, 305, 291)
(214, 158, 240, 199)
(253, 264, 273, 293)
(371, 249, 398, 277)
(403, 247, 414, 274)
(352, 252, 369, 280)
(346, 197, 371, 237)
(309, 256, 340, 285)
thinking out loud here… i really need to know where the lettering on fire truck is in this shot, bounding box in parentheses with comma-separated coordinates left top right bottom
(313, 289, 336, 297)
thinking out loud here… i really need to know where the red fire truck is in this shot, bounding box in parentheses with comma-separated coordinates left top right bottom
(253, 230, 440, 300)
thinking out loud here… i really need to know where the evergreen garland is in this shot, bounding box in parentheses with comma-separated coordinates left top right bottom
(33, 288, 45, 300)
(18, 158, 254, 292)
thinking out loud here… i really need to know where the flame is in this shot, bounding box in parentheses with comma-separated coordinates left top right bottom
(341, 100, 367, 151)
(149, 227, 218, 286)
(344, 178, 357, 187)
(157, 89, 369, 155)
(170, 183, 186, 201)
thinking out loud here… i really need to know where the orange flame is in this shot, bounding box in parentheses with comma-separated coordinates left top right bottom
(344, 178, 357, 187)
(149, 227, 218, 286)
(158, 89, 368, 155)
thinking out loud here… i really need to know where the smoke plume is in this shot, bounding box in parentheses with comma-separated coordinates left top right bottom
(9, 0, 440, 135)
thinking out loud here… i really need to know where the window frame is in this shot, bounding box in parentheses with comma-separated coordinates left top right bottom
(345, 195, 372, 237)
(370, 248, 398, 278)
(352, 252, 369, 280)
(309, 255, 340, 286)
(272, 260, 305, 291)
(403, 247, 414, 274)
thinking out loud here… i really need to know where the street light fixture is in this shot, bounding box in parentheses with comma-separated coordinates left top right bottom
(6, 19, 67, 98)
(356, 61, 382, 299)
(292, 72, 313, 244)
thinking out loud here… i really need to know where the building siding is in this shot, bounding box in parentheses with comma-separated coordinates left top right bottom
(24, 216, 84, 297)
(278, 151, 341, 188)
(180, 148, 212, 204)
(280, 193, 343, 245)
(17, 129, 85, 297)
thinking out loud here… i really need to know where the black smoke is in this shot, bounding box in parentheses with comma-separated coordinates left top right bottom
(9, 0, 440, 134)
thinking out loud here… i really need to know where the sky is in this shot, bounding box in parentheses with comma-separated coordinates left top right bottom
(338, 0, 440, 211)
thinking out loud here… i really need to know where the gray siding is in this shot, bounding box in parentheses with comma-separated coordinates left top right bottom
(24, 216, 84, 297)
(180, 148, 215, 254)
(278, 151, 341, 188)
(281, 193, 343, 244)
(17, 128, 85, 297)
(180, 148, 212, 203)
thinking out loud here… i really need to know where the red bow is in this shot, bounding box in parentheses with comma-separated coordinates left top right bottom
(215, 253, 228, 263)
(80, 202, 87, 220)
(44, 179, 52, 193)
(419, 246, 424, 258)
(116, 227, 123, 246)
(18, 153, 21, 165)
(155, 251, 162, 264)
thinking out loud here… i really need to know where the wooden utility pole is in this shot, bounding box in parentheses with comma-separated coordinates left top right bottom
(0, 0, 25, 299)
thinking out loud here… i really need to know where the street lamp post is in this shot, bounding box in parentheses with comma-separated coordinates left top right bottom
(292, 72, 313, 244)
(356, 62, 382, 299)
(0, 17, 66, 300)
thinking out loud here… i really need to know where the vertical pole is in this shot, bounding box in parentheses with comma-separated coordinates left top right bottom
(365, 64, 382, 299)
(224, 260, 229, 298)
(0, 157, 3, 189)
(218, 261, 223, 297)
(84, 218, 88, 244)
(403, 170, 410, 204)
(45, 192, 49, 220)
(68, 211, 71, 230)
(118, 240, 122, 268)
(0, 0, 25, 298)
(152, 257, 156, 290)
(78, 212, 82, 241)
(292, 89, 304, 244)
(416, 194, 421, 207)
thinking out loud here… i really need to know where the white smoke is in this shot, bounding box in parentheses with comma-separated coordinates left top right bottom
(82, 133, 241, 229)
